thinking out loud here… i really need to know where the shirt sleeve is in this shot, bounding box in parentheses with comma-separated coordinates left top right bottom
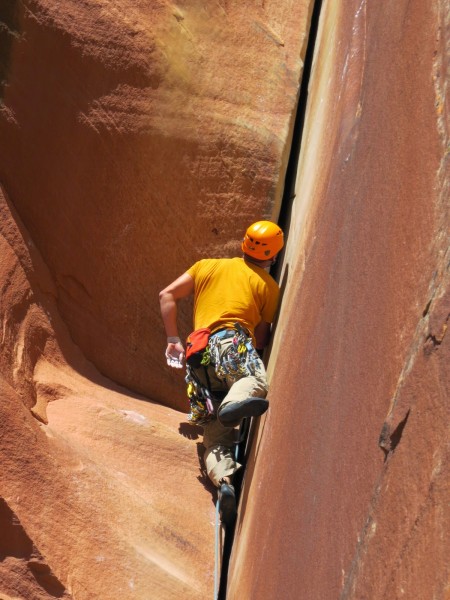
(261, 280, 280, 323)
(186, 261, 201, 280)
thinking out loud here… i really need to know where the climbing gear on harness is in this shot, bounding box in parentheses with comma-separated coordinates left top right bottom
(210, 328, 236, 340)
(218, 481, 236, 525)
(208, 323, 261, 380)
(185, 327, 211, 368)
(185, 323, 263, 425)
(185, 365, 216, 425)
(242, 220, 284, 260)
(218, 397, 269, 427)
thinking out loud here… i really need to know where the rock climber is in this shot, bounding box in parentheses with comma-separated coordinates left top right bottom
(159, 221, 283, 524)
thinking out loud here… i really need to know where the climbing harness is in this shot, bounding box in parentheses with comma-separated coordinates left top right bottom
(208, 324, 261, 380)
(185, 323, 260, 425)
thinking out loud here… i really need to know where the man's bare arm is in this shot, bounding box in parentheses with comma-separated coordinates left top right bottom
(254, 320, 271, 350)
(159, 272, 194, 368)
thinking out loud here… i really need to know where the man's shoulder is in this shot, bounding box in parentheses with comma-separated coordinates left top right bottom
(189, 257, 226, 268)
(187, 257, 230, 278)
(259, 269, 280, 294)
(191, 257, 239, 269)
(244, 261, 279, 288)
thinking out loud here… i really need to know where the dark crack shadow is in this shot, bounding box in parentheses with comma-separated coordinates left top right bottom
(379, 409, 410, 459)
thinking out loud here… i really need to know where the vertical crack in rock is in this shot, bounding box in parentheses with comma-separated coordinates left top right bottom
(218, 1, 324, 598)
(422, 298, 432, 317)
(380, 285, 449, 457)
(279, 0, 324, 235)
(424, 314, 448, 355)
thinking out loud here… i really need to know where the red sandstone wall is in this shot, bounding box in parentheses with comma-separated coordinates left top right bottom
(0, 1, 313, 598)
(0, 0, 448, 598)
(0, 187, 218, 599)
(0, 0, 311, 411)
(228, 0, 449, 598)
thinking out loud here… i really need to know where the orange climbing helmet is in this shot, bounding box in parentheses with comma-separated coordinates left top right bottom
(241, 220, 284, 260)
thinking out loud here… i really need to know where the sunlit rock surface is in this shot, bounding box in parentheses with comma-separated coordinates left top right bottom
(0, 0, 311, 410)
(0, 188, 216, 599)
(0, 0, 448, 598)
(228, 0, 449, 599)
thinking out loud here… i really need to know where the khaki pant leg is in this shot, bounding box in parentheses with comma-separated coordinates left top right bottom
(198, 365, 239, 487)
(203, 419, 241, 487)
(220, 355, 269, 410)
(202, 363, 267, 486)
(196, 337, 266, 487)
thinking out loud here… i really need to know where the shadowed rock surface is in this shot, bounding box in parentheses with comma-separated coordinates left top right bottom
(0, 0, 448, 599)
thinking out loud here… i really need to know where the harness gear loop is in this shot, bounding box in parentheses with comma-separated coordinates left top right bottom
(185, 365, 216, 425)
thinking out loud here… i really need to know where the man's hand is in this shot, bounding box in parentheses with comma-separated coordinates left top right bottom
(165, 338, 185, 369)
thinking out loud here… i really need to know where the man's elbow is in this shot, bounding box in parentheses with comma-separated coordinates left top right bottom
(254, 322, 271, 349)
(159, 289, 172, 308)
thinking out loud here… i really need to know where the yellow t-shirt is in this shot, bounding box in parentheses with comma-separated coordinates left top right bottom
(187, 257, 280, 339)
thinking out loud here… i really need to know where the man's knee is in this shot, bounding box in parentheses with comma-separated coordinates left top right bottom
(223, 374, 268, 406)
(204, 445, 241, 487)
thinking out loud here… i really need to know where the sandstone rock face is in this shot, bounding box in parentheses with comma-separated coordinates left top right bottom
(0, 0, 312, 411)
(0, 187, 217, 599)
(227, 0, 449, 599)
(0, 1, 312, 598)
(1, 373, 217, 600)
(1, 0, 448, 598)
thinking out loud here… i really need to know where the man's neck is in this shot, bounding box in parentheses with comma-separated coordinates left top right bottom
(243, 255, 273, 269)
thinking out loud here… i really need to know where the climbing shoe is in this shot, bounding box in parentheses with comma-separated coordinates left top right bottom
(218, 482, 236, 525)
(218, 397, 269, 428)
